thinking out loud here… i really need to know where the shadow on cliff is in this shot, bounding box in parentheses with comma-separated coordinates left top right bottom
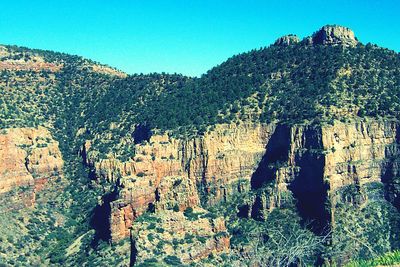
(250, 124, 330, 234)
(90, 189, 118, 245)
(290, 127, 329, 233)
(381, 127, 400, 210)
(289, 153, 329, 233)
(132, 124, 152, 144)
(250, 124, 291, 189)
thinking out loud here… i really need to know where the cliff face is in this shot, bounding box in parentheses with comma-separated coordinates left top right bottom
(0, 127, 63, 207)
(84, 119, 400, 248)
(322, 120, 399, 190)
(274, 34, 300, 46)
(248, 119, 400, 231)
(83, 123, 276, 241)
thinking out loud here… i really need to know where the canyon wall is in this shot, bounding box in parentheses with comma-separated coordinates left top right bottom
(0, 127, 63, 207)
(84, 119, 400, 243)
(247, 119, 400, 230)
(83, 123, 275, 242)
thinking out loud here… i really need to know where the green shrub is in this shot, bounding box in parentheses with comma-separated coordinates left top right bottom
(156, 227, 165, 234)
(163, 255, 182, 265)
(137, 172, 146, 177)
(173, 204, 180, 212)
(147, 223, 156, 230)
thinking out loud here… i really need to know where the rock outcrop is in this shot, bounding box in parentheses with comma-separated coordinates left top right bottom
(0, 127, 63, 206)
(305, 25, 358, 46)
(274, 34, 300, 46)
(0, 46, 62, 72)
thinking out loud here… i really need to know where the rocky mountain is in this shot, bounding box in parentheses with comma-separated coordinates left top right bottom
(1, 25, 400, 266)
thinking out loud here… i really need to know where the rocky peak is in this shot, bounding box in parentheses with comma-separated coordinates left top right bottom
(274, 34, 300, 46)
(309, 25, 358, 46)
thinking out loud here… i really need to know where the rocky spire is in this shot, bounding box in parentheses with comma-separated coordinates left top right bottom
(308, 25, 358, 46)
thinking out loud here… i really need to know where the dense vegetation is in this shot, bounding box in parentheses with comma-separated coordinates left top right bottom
(2, 41, 400, 158)
(346, 250, 400, 267)
(80, 42, 400, 161)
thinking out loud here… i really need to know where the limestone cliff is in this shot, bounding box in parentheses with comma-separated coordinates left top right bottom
(84, 119, 400, 241)
(0, 127, 63, 206)
(83, 123, 275, 241)
(247, 119, 400, 231)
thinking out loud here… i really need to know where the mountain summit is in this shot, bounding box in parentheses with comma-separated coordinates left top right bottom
(308, 25, 358, 46)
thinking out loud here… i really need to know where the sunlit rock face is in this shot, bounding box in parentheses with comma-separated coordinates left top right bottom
(0, 127, 63, 207)
(274, 34, 300, 46)
(309, 25, 359, 46)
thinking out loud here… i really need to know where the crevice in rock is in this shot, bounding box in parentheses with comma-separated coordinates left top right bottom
(155, 188, 160, 202)
(24, 155, 31, 174)
(197, 139, 211, 207)
(130, 235, 138, 267)
(88, 168, 97, 180)
(237, 204, 250, 218)
(250, 194, 265, 220)
(90, 188, 118, 244)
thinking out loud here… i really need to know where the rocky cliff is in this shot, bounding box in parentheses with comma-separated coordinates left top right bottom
(83, 123, 276, 242)
(83, 119, 400, 241)
(1, 24, 400, 266)
(274, 34, 300, 46)
(246, 119, 400, 232)
(0, 127, 63, 207)
(306, 25, 359, 46)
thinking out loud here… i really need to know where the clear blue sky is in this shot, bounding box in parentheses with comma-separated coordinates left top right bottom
(1, 0, 399, 76)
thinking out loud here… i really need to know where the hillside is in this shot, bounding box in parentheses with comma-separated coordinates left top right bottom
(1, 25, 400, 266)
(80, 25, 400, 161)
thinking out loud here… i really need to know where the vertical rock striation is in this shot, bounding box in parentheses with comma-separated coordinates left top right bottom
(83, 123, 276, 241)
(0, 127, 63, 207)
(84, 119, 400, 242)
(248, 119, 400, 232)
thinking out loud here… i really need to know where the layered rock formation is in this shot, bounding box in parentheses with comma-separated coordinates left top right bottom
(84, 119, 400, 240)
(83, 123, 276, 241)
(0, 127, 63, 206)
(275, 25, 358, 48)
(83, 118, 400, 244)
(246, 119, 400, 230)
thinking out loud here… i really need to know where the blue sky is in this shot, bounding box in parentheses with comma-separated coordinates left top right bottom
(0, 0, 399, 76)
